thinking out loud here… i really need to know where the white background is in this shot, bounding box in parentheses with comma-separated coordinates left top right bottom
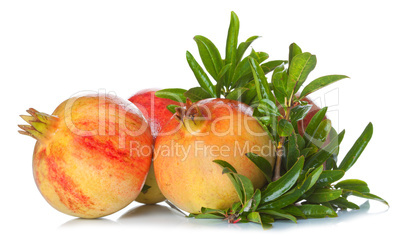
(1, 0, 400, 243)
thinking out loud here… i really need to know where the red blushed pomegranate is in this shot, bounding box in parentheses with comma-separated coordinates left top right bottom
(153, 98, 276, 214)
(129, 88, 183, 139)
(18, 93, 153, 218)
(129, 89, 183, 204)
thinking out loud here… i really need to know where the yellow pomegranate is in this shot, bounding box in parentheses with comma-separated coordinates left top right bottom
(19, 93, 153, 218)
(154, 98, 275, 213)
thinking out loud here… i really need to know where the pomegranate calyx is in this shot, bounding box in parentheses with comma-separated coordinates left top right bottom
(174, 99, 205, 133)
(18, 108, 59, 141)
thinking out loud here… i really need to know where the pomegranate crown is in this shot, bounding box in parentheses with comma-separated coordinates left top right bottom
(18, 108, 59, 141)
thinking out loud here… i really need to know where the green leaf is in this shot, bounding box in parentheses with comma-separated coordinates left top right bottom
(338, 122, 373, 172)
(306, 119, 332, 148)
(250, 49, 269, 63)
(329, 197, 360, 210)
(304, 106, 328, 139)
(259, 189, 304, 210)
(215, 63, 232, 98)
(286, 133, 300, 170)
(323, 201, 336, 211)
(306, 188, 343, 203)
(304, 129, 345, 170)
(184, 87, 213, 102)
(261, 60, 288, 74)
(255, 117, 276, 143)
(259, 164, 322, 210)
(236, 36, 260, 61)
(232, 58, 253, 88)
(166, 104, 180, 114)
(290, 104, 312, 122)
(300, 147, 313, 158)
(193, 35, 223, 81)
(288, 43, 302, 66)
(248, 57, 276, 102)
(305, 165, 324, 190)
(225, 11, 240, 85)
(287, 52, 317, 94)
(261, 156, 304, 203)
(327, 128, 341, 161)
(315, 119, 332, 142)
(213, 160, 244, 204)
(194, 213, 225, 219)
(186, 51, 216, 97)
(335, 179, 370, 194)
(257, 99, 282, 117)
(235, 174, 255, 204)
(217, 63, 232, 81)
(231, 202, 242, 213)
(247, 212, 274, 230)
(201, 207, 227, 216)
(278, 119, 294, 137)
(258, 116, 273, 126)
(246, 152, 273, 183)
(300, 75, 349, 99)
(247, 211, 261, 223)
(259, 209, 297, 223)
(325, 154, 337, 170)
(315, 170, 345, 187)
(343, 190, 389, 206)
(271, 63, 287, 92)
(250, 189, 262, 212)
(155, 88, 187, 103)
(213, 159, 237, 173)
(282, 205, 306, 218)
(271, 63, 288, 105)
(232, 51, 273, 89)
(225, 87, 249, 101)
(297, 204, 337, 218)
(218, 165, 254, 206)
(296, 134, 306, 150)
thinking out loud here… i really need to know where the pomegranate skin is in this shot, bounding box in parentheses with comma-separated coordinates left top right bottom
(154, 98, 275, 214)
(30, 94, 153, 218)
(128, 88, 182, 140)
(128, 88, 183, 204)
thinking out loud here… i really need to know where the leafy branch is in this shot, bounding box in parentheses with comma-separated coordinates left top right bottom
(155, 11, 286, 104)
(191, 121, 387, 229)
(157, 11, 388, 229)
(190, 40, 387, 228)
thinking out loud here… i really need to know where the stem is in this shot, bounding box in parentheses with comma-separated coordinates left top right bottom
(273, 138, 285, 181)
(273, 105, 292, 182)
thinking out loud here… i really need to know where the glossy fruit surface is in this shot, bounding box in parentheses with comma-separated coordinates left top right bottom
(19, 93, 153, 218)
(129, 89, 182, 139)
(129, 89, 182, 204)
(154, 98, 275, 213)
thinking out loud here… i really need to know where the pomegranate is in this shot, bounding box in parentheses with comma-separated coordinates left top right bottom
(129, 88, 182, 140)
(153, 98, 275, 213)
(18, 93, 153, 218)
(129, 89, 183, 204)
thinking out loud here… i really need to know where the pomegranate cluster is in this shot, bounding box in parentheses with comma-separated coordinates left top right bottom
(19, 88, 280, 217)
